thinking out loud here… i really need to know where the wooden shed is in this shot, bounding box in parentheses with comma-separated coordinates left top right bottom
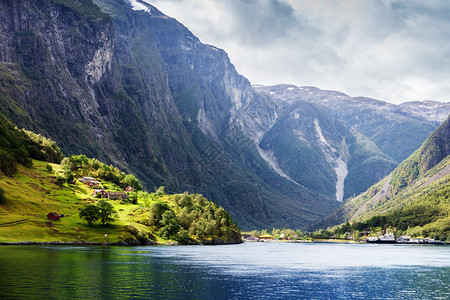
(47, 212, 60, 221)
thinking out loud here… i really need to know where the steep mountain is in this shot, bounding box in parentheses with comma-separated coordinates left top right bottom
(252, 84, 411, 201)
(256, 99, 397, 201)
(0, 0, 336, 230)
(318, 115, 450, 236)
(254, 84, 447, 163)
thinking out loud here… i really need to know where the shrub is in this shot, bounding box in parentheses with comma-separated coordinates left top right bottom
(0, 150, 16, 176)
(0, 187, 6, 205)
(56, 175, 66, 186)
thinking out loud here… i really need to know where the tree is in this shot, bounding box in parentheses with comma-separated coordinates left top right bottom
(97, 200, 118, 226)
(56, 175, 66, 186)
(64, 168, 74, 184)
(130, 192, 138, 204)
(156, 186, 165, 196)
(123, 174, 142, 190)
(79, 204, 100, 226)
(177, 207, 193, 229)
(158, 210, 180, 239)
(0, 150, 17, 176)
(250, 230, 260, 238)
(295, 229, 303, 239)
(149, 201, 170, 226)
(0, 187, 6, 205)
(176, 229, 190, 244)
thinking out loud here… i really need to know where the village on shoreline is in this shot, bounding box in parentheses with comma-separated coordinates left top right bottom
(242, 233, 449, 245)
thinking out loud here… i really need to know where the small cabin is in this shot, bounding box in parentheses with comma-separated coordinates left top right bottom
(125, 186, 134, 192)
(78, 177, 95, 183)
(93, 189, 107, 198)
(78, 177, 99, 186)
(87, 180, 100, 187)
(47, 212, 60, 221)
(108, 191, 129, 201)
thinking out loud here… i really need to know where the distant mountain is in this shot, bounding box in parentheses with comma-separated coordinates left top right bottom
(253, 84, 447, 201)
(317, 115, 450, 237)
(255, 84, 447, 163)
(399, 100, 450, 123)
(255, 98, 397, 202)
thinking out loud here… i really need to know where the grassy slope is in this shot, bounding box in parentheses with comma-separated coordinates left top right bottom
(0, 160, 128, 243)
(0, 159, 241, 244)
(346, 157, 449, 221)
(0, 160, 190, 244)
(319, 116, 450, 238)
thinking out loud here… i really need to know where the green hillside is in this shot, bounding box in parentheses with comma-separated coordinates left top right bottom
(0, 116, 241, 244)
(0, 158, 241, 244)
(319, 116, 450, 240)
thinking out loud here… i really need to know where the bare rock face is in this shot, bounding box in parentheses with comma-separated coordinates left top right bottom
(0, 0, 119, 160)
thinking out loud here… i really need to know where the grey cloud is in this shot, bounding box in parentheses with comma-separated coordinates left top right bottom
(221, 0, 300, 45)
(142, 0, 450, 103)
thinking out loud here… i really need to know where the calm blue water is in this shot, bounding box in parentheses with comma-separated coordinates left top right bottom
(0, 242, 448, 299)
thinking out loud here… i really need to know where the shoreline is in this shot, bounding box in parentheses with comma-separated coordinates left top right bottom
(2, 239, 446, 246)
(0, 240, 243, 246)
(243, 239, 448, 245)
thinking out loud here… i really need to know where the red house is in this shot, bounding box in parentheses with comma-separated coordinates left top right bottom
(87, 181, 99, 187)
(93, 189, 107, 197)
(125, 186, 134, 192)
(47, 212, 60, 221)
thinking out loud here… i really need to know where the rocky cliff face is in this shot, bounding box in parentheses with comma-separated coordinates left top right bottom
(0, 0, 118, 159)
(252, 85, 402, 202)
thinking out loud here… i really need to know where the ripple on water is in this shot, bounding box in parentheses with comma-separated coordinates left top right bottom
(0, 243, 448, 299)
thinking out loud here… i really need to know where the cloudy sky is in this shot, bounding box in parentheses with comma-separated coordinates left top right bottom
(135, 0, 450, 104)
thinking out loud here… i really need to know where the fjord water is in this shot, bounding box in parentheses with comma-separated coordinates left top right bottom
(0, 243, 448, 299)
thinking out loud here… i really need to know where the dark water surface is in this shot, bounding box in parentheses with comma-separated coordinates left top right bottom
(0, 242, 448, 299)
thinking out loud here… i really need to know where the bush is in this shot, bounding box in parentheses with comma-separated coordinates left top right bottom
(0, 187, 6, 205)
(46, 164, 53, 173)
(0, 150, 17, 176)
(56, 175, 66, 186)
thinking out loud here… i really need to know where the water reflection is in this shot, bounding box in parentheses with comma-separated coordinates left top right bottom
(0, 243, 448, 299)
